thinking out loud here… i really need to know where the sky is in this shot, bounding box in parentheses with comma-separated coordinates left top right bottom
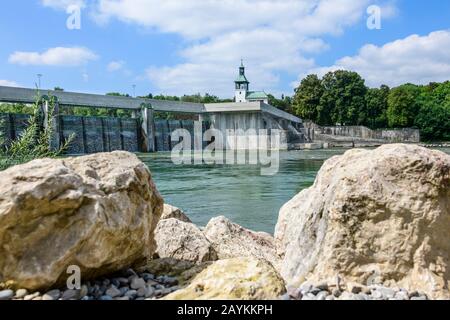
(0, 0, 450, 98)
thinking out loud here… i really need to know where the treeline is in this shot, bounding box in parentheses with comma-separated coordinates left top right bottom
(292, 70, 450, 141)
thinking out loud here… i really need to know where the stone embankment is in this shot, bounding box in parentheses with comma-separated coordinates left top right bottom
(1, 145, 449, 300)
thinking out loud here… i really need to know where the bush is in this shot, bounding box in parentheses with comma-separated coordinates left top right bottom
(0, 94, 73, 171)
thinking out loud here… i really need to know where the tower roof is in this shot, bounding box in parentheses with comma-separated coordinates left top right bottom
(235, 60, 249, 83)
(235, 74, 249, 83)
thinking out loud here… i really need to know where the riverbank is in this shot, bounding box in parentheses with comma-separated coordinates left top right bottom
(0, 144, 449, 300)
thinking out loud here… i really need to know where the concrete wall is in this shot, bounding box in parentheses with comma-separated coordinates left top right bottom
(304, 121, 420, 143)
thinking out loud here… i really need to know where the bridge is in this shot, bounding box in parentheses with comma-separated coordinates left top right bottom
(0, 85, 309, 154)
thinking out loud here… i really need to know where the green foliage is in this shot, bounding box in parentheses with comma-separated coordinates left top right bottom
(293, 71, 449, 141)
(321, 70, 367, 125)
(387, 84, 421, 128)
(0, 95, 73, 171)
(293, 74, 324, 124)
(268, 94, 292, 113)
(414, 82, 450, 141)
(365, 85, 390, 129)
(0, 103, 34, 114)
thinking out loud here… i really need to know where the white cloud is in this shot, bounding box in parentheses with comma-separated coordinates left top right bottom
(92, 0, 393, 96)
(0, 80, 20, 87)
(41, 0, 86, 10)
(107, 60, 125, 72)
(9, 47, 98, 67)
(297, 30, 450, 88)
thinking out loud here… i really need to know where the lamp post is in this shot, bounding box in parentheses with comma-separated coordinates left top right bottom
(37, 74, 43, 89)
(132, 84, 136, 98)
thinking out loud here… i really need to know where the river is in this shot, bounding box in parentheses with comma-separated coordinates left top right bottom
(140, 147, 450, 234)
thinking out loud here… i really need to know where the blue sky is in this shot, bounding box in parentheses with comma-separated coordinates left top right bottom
(1, 0, 450, 98)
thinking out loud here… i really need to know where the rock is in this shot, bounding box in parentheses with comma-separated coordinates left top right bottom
(80, 285, 88, 298)
(332, 289, 341, 298)
(161, 204, 192, 223)
(287, 286, 302, 300)
(15, 289, 28, 299)
(204, 216, 281, 269)
(0, 289, 14, 300)
(164, 257, 286, 300)
(394, 291, 409, 300)
(130, 277, 146, 290)
(43, 289, 61, 300)
(105, 286, 121, 298)
(155, 218, 217, 263)
(62, 289, 79, 300)
(411, 295, 427, 300)
(275, 144, 450, 299)
(0, 151, 164, 291)
(24, 292, 40, 300)
(124, 290, 138, 299)
(137, 287, 146, 297)
(316, 291, 328, 300)
(99, 295, 113, 301)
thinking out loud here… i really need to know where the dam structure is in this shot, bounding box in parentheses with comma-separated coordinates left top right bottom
(0, 90, 308, 154)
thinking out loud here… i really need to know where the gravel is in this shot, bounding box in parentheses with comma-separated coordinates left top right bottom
(281, 281, 429, 301)
(0, 268, 182, 301)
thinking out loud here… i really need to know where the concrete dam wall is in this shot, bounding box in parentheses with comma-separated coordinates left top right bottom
(0, 86, 307, 154)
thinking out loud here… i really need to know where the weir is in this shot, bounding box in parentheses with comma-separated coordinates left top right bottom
(0, 85, 308, 154)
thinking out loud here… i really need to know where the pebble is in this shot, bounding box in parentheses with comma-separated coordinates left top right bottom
(316, 291, 328, 300)
(411, 296, 427, 301)
(105, 286, 122, 298)
(0, 289, 14, 300)
(99, 295, 113, 301)
(130, 277, 146, 290)
(43, 289, 61, 300)
(15, 289, 28, 299)
(24, 292, 40, 300)
(124, 289, 138, 299)
(280, 293, 291, 300)
(62, 289, 79, 300)
(281, 280, 430, 301)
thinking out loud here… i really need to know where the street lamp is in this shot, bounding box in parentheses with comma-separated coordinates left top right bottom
(132, 84, 136, 98)
(37, 74, 43, 89)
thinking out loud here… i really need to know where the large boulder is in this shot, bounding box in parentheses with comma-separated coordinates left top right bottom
(204, 216, 281, 269)
(155, 218, 217, 263)
(0, 151, 163, 290)
(161, 204, 192, 223)
(275, 144, 450, 299)
(164, 257, 286, 300)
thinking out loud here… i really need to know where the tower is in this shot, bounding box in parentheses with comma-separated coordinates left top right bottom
(234, 60, 249, 103)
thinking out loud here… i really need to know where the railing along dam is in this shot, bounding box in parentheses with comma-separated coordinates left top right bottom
(0, 86, 307, 154)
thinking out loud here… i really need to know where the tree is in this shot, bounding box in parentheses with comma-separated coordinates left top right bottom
(365, 85, 390, 128)
(268, 94, 292, 112)
(292, 74, 324, 124)
(387, 84, 421, 128)
(321, 70, 367, 126)
(414, 82, 450, 141)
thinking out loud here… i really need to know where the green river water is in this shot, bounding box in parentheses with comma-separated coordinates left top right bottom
(140, 147, 450, 234)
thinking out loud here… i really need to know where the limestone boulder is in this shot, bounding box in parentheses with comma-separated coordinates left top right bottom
(164, 257, 286, 300)
(161, 204, 192, 223)
(155, 218, 217, 263)
(275, 144, 450, 299)
(204, 216, 281, 269)
(0, 151, 163, 290)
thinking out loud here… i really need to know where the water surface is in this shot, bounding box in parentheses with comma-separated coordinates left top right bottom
(139, 147, 450, 234)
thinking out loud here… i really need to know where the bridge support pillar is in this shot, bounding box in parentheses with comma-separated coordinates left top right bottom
(141, 105, 155, 152)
